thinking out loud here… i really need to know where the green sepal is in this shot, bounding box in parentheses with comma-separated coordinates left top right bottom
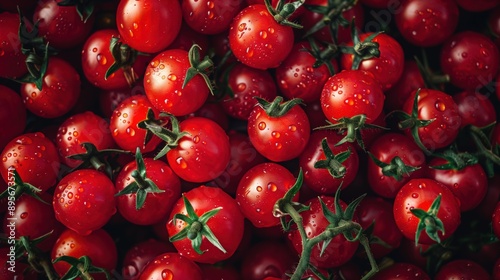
(0, 169, 47, 205)
(315, 114, 388, 150)
(314, 138, 351, 179)
(265, 0, 305, 29)
(429, 147, 478, 171)
(273, 169, 310, 218)
(114, 148, 164, 210)
(463, 123, 500, 178)
(67, 142, 131, 180)
(304, 37, 338, 76)
(410, 195, 445, 245)
(53, 255, 111, 280)
(255, 96, 304, 118)
(169, 195, 226, 255)
(182, 44, 215, 95)
(340, 19, 382, 70)
(319, 236, 333, 257)
(57, 0, 95, 23)
(367, 152, 420, 181)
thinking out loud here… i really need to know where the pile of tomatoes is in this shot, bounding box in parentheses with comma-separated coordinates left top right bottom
(1, 0, 500, 279)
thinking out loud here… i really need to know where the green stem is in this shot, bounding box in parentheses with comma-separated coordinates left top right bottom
(77, 263, 93, 280)
(359, 234, 379, 280)
(40, 258, 59, 280)
(130, 170, 147, 189)
(89, 156, 105, 171)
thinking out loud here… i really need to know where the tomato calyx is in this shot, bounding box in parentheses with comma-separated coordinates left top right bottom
(316, 114, 387, 150)
(184, 44, 216, 95)
(67, 142, 131, 180)
(114, 148, 165, 210)
(265, 0, 305, 28)
(53, 255, 111, 280)
(462, 124, 500, 177)
(8, 232, 59, 280)
(340, 22, 382, 70)
(169, 195, 227, 255)
(410, 195, 446, 245)
(0, 168, 47, 204)
(367, 152, 420, 181)
(57, 0, 95, 23)
(302, 0, 357, 42)
(429, 148, 478, 171)
(314, 138, 351, 179)
(138, 110, 189, 160)
(105, 37, 142, 86)
(305, 38, 338, 75)
(255, 96, 304, 118)
(274, 171, 379, 280)
(390, 89, 435, 155)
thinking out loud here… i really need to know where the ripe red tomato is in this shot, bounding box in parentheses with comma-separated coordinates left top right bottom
(288, 196, 359, 268)
(321, 69, 385, 124)
(116, 0, 182, 53)
(51, 228, 117, 280)
(56, 111, 116, 168)
(33, 0, 95, 49)
(143, 48, 210, 116)
(453, 91, 497, 128)
(0, 85, 26, 150)
(434, 259, 491, 280)
(395, 0, 459, 47)
(167, 186, 245, 264)
(247, 97, 310, 162)
(182, 0, 244, 34)
(228, 4, 295, 69)
(440, 31, 500, 90)
(53, 169, 116, 235)
(384, 60, 425, 112)
(1, 132, 60, 192)
(371, 262, 430, 280)
(340, 32, 405, 91)
(115, 155, 181, 225)
(0, 12, 27, 79)
(393, 178, 461, 245)
(20, 57, 81, 118)
(139, 253, 203, 280)
(236, 162, 298, 228)
(121, 239, 175, 280)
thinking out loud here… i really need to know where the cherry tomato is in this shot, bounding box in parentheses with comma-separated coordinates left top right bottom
(371, 262, 430, 280)
(0, 12, 27, 79)
(0, 85, 27, 150)
(122, 239, 175, 280)
(139, 253, 203, 280)
(53, 169, 116, 235)
(116, 0, 182, 53)
(182, 0, 244, 34)
(384, 60, 425, 112)
(453, 91, 497, 128)
(434, 259, 491, 280)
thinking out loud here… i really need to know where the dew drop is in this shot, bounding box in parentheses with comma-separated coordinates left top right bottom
(259, 30, 268, 39)
(288, 125, 297, 132)
(238, 23, 246, 31)
(271, 131, 280, 138)
(267, 182, 278, 192)
(258, 122, 266, 130)
(256, 186, 263, 192)
(161, 269, 173, 280)
(96, 54, 107, 65)
(67, 192, 73, 199)
(176, 157, 188, 169)
(411, 193, 419, 198)
(20, 212, 28, 219)
(237, 83, 246, 91)
(167, 74, 177, 81)
(435, 101, 446, 111)
(192, 135, 200, 143)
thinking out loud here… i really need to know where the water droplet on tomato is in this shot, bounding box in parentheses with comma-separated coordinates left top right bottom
(411, 193, 419, 198)
(461, 52, 468, 58)
(92, 47, 97, 53)
(344, 98, 355, 106)
(176, 157, 188, 169)
(192, 135, 200, 143)
(20, 212, 28, 219)
(271, 131, 280, 138)
(237, 83, 246, 91)
(275, 143, 282, 149)
(67, 192, 73, 199)
(96, 54, 107, 65)
(435, 101, 446, 111)
(259, 30, 268, 39)
(167, 74, 176, 81)
(268, 182, 277, 192)
(256, 186, 262, 192)
(161, 269, 174, 280)
(246, 47, 254, 58)
(258, 122, 266, 130)
(133, 22, 138, 29)
(238, 23, 246, 31)
(288, 125, 297, 132)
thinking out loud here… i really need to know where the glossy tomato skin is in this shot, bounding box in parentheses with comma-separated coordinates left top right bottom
(426, 157, 488, 212)
(167, 186, 244, 264)
(1, 132, 60, 192)
(166, 117, 230, 183)
(116, 0, 182, 53)
(81, 29, 148, 90)
(228, 4, 294, 70)
(299, 130, 359, 194)
(276, 41, 337, 103)
(51, 229, 118, 280)
(440, 31, 500, 90)
(288, 196, 359, 268)
(109, 95, 163, 153)
(236, 162, 298, 228)
(247, 100, 310, 162)
(0, 12, 27, 79)
(98, 86, 143, 118)
(321, 69, 385, 124)
(56, 111, 115, 168)
(0, 85, 26, 150)
(395, 0, 459, 47)
(367, 132, 426, 199)
(182, 0, 244, 34)
(453, 91, 497, 128)
(144, 49, 209, 116)
(371, 263, 430, 280)
(240, 240, 297, 280)
(21, 57, 81, 118)
(434, 259, 491, 280)
(115, 157, 181, 225)
(340, 33, 404, 91)
(384, 60, 425, 112)
(139, 253, 203, 280)
(33, 0, 95, 49)
(220, 62, 277, 120)
(402, 89, 462, 151)
(53, 169, 116, 235)
(357, 196, 403, 259)
(393, 178, 461, 245)
(122, 239, 175, 280)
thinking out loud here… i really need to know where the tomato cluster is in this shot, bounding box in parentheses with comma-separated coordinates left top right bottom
(1, 0, 500, 279)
